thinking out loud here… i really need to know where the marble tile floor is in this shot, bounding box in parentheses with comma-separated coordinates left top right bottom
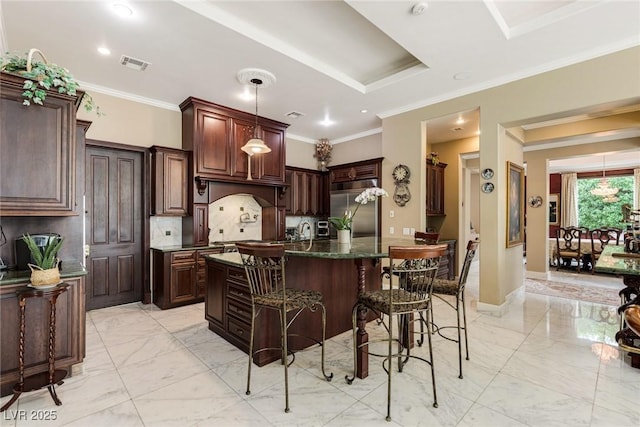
(2, 263, 639, 427)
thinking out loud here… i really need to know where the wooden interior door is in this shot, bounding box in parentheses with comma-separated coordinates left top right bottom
(85, 145, 144, 310)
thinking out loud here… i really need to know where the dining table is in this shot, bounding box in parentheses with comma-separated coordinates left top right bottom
(594, 245, 640, 368)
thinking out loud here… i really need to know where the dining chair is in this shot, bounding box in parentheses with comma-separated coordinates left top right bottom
(556, 227, 585, 272)
(346, 244, 447, 422)
(589, 228, 619, 274)
(422, 240, 479, 379)
(236, 242, 333, 413)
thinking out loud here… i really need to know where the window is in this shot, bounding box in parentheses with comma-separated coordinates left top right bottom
(577, 176, 634, 229)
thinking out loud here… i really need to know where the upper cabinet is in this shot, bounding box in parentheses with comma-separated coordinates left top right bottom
(329, 158, 382, 184)
(284, 167, 328, 216)
(0, 73, 83, 216)
(150, 146, 189, 216)
(180, 97, 288, 186)
(426, 161, 447, 216)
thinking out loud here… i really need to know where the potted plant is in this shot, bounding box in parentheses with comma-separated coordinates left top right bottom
(22, 234, 64, 288)
(0, 48, 101, 115)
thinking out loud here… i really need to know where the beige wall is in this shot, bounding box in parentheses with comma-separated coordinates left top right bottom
(381, 46, 640, 308)
(77, 92, 181, 148)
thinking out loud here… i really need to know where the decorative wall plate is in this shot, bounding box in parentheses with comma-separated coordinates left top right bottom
(528, 195, 543, 208)
(481, 182, 494, 193)
(481, 168, 494, 179)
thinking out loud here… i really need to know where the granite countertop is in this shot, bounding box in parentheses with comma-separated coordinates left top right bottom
(0, 261, 87, 286)
(151, 243, 229, 252)
(594, 245, 640, 276)
(206, 236, 451, 266)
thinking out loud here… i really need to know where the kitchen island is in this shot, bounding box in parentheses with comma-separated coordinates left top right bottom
(204, 236, 445, 378)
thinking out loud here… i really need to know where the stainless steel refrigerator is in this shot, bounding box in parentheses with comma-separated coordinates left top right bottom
(329, 179, 379, 239)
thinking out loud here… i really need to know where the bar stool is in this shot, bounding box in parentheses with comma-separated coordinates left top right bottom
(422, 240, 479, 379)
(346, 244, 447, 422)
(236, 242, 333, 413)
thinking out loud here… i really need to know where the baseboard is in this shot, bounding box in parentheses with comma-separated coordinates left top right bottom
(477, 285, 523, 316)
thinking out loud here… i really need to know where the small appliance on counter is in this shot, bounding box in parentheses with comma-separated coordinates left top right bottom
(316, 220, 330, 237)
(15, 233, 61, 271)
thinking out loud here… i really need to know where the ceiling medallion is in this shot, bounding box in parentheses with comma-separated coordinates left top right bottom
(236, 68, 276, 88)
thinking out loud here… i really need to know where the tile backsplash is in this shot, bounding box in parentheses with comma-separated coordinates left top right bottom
(208, 194, 262, 242)
(150, 216, 182, 247)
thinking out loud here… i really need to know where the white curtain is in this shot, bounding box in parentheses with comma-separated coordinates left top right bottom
(634, 168, 640, 209)
(561, 173, 578, 227)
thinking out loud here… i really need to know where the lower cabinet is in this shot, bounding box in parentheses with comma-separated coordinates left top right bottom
(205, 259, 279, 365)
(153, 247, 222, 309)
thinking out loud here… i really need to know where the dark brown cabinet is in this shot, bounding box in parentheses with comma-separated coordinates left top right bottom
(284, 167, 327, 216)
(205, 259, 279, 365)
(180, 97, 288, 186)
(329, 158, 382, 184)
(152, 247, 223, 309)
(151, 146, 189, 216)
(426, 161, 447, 216)
(262, 206, 286, 241)
(0, 72, 82, 216)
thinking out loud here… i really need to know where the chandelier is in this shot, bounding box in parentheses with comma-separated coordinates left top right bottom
(590, 155, 619, 199)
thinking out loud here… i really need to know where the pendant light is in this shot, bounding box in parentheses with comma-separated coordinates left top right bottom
(237, 68, 276, 180)
(590, 155, 619, 199)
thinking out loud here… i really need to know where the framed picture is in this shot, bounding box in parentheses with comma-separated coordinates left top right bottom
(506, 161, 524, 248)
(549, 193, 559, 225)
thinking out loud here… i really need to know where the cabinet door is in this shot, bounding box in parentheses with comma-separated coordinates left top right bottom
(284, 169, 294, 214)
(426, 162, 446, 216)
(151, 147, 188, 216)
(307, 172, 320, 216)
(205, 262, 225, 328)
(230, 117, 255, 179)
(192, 204, 209, 246)
(170, 262, 197, 304)
(195, 109, 230, 177)
(256, 124, 285, 184)
(0, 73, 77, 215)
(293, 170, 307, 215)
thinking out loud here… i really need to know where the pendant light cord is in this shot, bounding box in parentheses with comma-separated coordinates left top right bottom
(251, 78, 262, 138)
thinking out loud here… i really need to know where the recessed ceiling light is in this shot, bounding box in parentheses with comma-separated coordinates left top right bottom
(320, 118, 335, 127)
(97, 47, 111, 56)
(455, 116, 465, 125)
(239, 86, 254, 101)
(112, 3, 133, 17)
(361, 109, 368, 113)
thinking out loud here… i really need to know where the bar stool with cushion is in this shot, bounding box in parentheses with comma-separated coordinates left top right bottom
(346, 244, 447, 422)
(423, 240, 479, 379)
(236, 242, 333, 413)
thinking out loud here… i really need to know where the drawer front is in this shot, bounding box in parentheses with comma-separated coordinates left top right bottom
(226, 299, 252, 323)
(227, 281, 251, 304)
(171, 250, 196, 264)
(227, 266, 248, 285)
(227, 316, 251, 345)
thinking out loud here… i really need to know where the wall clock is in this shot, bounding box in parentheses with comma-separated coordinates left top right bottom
(392, 164, 411, 206)
(392, 164, 410, 182)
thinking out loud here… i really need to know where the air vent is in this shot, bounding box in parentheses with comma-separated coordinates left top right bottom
(285, 111, 305, 119)
(120, 55, 151, 71)
(450, 127, 464, 132)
